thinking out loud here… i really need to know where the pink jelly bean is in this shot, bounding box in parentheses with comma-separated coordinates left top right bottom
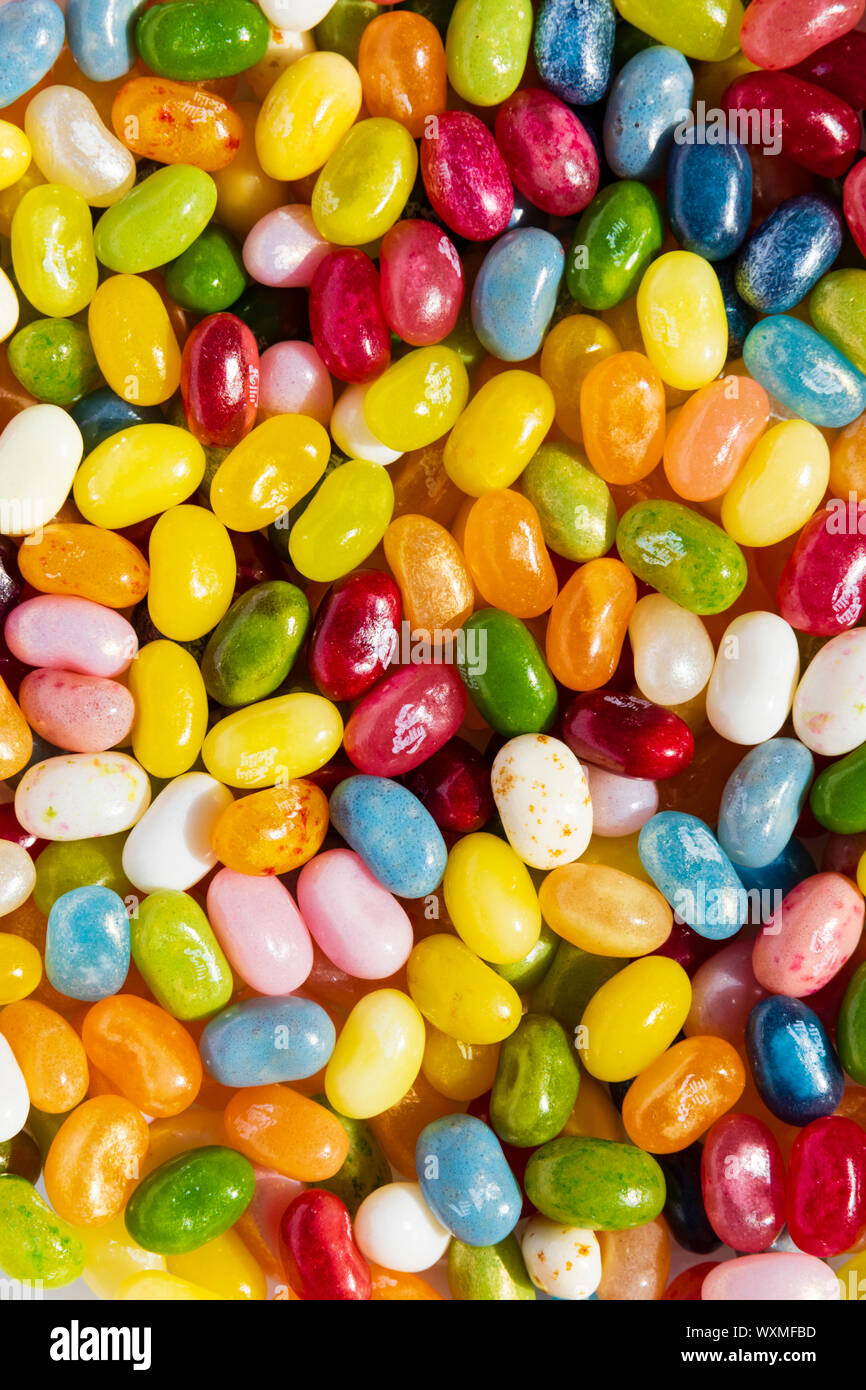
(181, 312, 260, 450)
(843, 159, 866, 259)
(685, 937, 768, 1044)
(494, 88, 599, 218)
(420, 110, 514, 242)
(584, 764, 658, 837)
(5, 595, 138, 677)
(18, 669, 134, 753)
(242, 204, 332, 289)
(296, 847, 413, 980)
(309, 249, 391, 385)
(379, 219, 464, 347)
(343, 662, 467, 776)
(702, 1252, 841, 1300)
(740, 0, 864, 71)
(206, 867, 313, 995)
(701, 1113, 786, 1253)
(777, 502, 866, 636)
(752, 872, 864, 997)
(242, 1164, 305, 1278)
(259, 342, 333, 426)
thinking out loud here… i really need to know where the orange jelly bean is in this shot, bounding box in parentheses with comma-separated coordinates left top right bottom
(43, 1095, 149, 1226)
(830, 410, 866, 500)
(462, 490, 558, 619)
(211, 780, 328, 876)
(17, 522, 150, 608)
(580, 351, 666, 485)
(358, 12, 447, 140)
(390, 439, 465, 528)
(663, 376, 770, 501)
(81, 995, 202, 1119)
(0, 673, 33, 780)
(143, 1107, 228, 1176)
(383, 513, 474, 637)
(0, 999, 89, 1113)
(369, 1264, 445, 1300)
(223, 1083, 349, 1182)
(622, 1036, 746, 1154)
(112, 77, 243, 172)
(539, 312, 621, 443)
(545, 557, 636, 690)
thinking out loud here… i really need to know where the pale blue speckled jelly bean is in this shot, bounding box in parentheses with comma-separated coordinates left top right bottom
(717, 738, 814, 871)
(200, 995, 336, 1087)
(416, 1115, 522, 1245)
(66, 0, 143, 82)
(45, 885, 130, 1002)
(666, 134, 751, 262)
(0, 0, 65, 107)
(603, 46, 693, 182)
(736, 837, 816, 904)
(638, 811, 745, 940)
(329, 775, 447, 898)
(743, 315, 866, 428)
(735, 194, 843, 314)
(747, 996, 844, 1126)
(532, 0, 615, 106)
(471, 228, 564, 362)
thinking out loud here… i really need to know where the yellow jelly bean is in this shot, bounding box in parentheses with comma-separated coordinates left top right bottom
(579, 956, 692, 1082)
(0, 120, 31, 192)
(0, 163, 45, 240)
(363, 347, 470, 452)
(614, 0, 744, 62)
(421, 1023, 500, 1102)
(0, 932, 42, 1005)
(443, 832, 542, 965)
(838, 1249, 866, 1301)
(202, 692, 343, 789)
(637, 251, 727, 391)
(539, 863, 673, 957)
(561, 1066, 625, 1142)
(210, 415, 330, 533)
(128, 641, 208, 779)
(118, 1271, 219, 1300)
(11, 183, 99, 317)
(168, 1230, 266, 1301)
(443, 371, 555, 496)
(540, 313, 621, 443)
(88, 275, 181, 407)
(79, 1214, 166, 1299)
(325, 988, 425, 1119)
(213, 100, 287, 242)
(407, 934, 522, 1044)
(579, 831, 652, 882)
(289, 458, 394, 582)
(148, 505, 236, 642)
(247, 26, 316, 102)
(312, 117, 418, 246)
(720, 419, 831, 547)
(256, 51, 362, 182)
(73, 425, 206, 528)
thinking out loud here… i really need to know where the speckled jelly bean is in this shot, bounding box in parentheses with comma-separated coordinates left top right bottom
(753, 872, 864, 997)
(490, 734, 592, 869)
(0, 1176, 85, 1288)
(604, 47, 694, 182)
(489, 1014, 579, 1147)
(639, 812, 745, 940)
(524, 1136, 666, 1230)
(329, 775, 447, 898)
(532, 0, 614, 105)
(445, 0, 531, 107)
(494, 89, 599, 219)
(616, 501, 747, 615)
(521, 443, 616, 561)
(15, 753, 150, 842)
(793, 628, 866, 756)
(44, 886, 130, 1002)
(471, 229, 564, 363)
(131, 889, 233, 1022)
(0, 0, 65, 109)
(736, 194, 843, 313)
(667, 133, 752, 262)
(201, 996, 335, 1088)
(810, 268, 866, 376)
(420, 110, 513, 242)
(201, 580, 309, 707)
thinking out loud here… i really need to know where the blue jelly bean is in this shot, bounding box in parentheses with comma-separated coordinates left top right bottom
(717, 738, 814, 871)
(200, 996, 335, 1087)
(714, 255, 758, 357)
(66, 0, 143, 82)
(743, 315, 866, 428)
(746, 996, 844, 1126)
(329, 775, 447, 898)
(666, 133, 751, 261)
(736, 838, 817, 907)
(532, 0, 615, 106)
(0, 0, 65, 107)
(657, 1144, 720, 1256)
(602, 46, 693, 182)
(416, 1115, 521, 1246)
(45, 885, 130, 1002)
(70, 387, 164, 456)
(471, 228, 564, 362)
(638, 811, 744, 940)
(735, 194, 843, 314)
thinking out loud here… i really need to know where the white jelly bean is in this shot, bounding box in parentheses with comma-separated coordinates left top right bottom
(353, 1182, 452, 1274)
(0, 841, 36, 917)
(121, 773, 235, 894)
(705, 611, 800, 745)
(0, 405, 83, 536)
(585, 764, 658, 837)
(15, 753, 151, 841)
(521, 1218, 601, 1300)
(330, 383, 403, 467)
(491, 733, 592, 869)
(793, 628, 866, 756)
(628, 592, 715, 706)
(0, 1033, 29, 1142)
(25, 86, 136, 207)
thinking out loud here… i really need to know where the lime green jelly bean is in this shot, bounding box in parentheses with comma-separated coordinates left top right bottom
(312, 118, 418, 246)
(616, 500, 747, 615)
(568, 182, 663, 310)
(810, 269, 866, 376)
(0, 1176, 85, 1288)
(838, 963, 866, 1086)
(94, 165, 218, 274)
(446, 0, 533, 106)
(457, 609, 557, 736)
(289, 458, 394, 583)
(810, 743, 866, 834)
(490, 1013, 580, 1147)
(124, 1146, 255, 1255)
(447, 1234, 537, 1301)
(521, 442, 617, 561)
(524, 1135, 666, 1229)
(135, 0, 270, 81)
(131, 890, 233, 1021)
(202, 580, 311, 708)
(34, 835, 133, 917)
(8, 318, 100, 406)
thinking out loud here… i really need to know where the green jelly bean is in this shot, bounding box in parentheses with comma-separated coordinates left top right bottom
(492, 921, 558, 992)
(0, 1130, 42, 1183)
(810, 269, 866, 376)
(446, 0, 532, 106)
(315, 0, 384, 63)
(311, 1095, 391, 1216)
(458, 608, 557, 736)
(94, 165, 218, 274)
(34, 834, 133, 916)
(447, 1234, 536, 1300)
(522, 441, 617, 561)
(528, 939, 624, 1034)
(568, 181, 663, 310)
(166, 225, 247, 314)
(616, 500, 747, 615)
(131, 890, 233, 1021)
(490, 1013, 580, 1147)
(8, 318, 101, 405)
(810, 743, 866, 834)
(135, 0, 269, 81)
(201, 579, 311, 707)
(525, 1136, 666, 1229)
(124, 1146, 255, 1255)
(0, 1176, 85, 1288)
(838, 962, 866, 1085)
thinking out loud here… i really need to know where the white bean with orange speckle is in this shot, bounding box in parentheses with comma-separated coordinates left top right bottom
(491, 734, 592, 869)
(521, 1218, 601, 1300)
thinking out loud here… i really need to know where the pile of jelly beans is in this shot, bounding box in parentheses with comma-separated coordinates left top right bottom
(2, 0, 866, 1305)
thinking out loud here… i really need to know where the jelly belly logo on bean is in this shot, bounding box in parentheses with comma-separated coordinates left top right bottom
(673, 102, 783, 157)
(378, 621, 487, 677)
(49, 1321, 152, 1371)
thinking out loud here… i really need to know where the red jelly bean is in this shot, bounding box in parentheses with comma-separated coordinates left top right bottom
(790, 29, 866, 107)
(343, 663, 467, 776)
(701, 1114, 786, 1253)
(420, 110, 514, 242)
(309, 249, 391, 385)
(0, 802, 45, 858)
(843, 159, 866, 259)
(722, 72, 860, 179)
(786, 1115, 866, 1257)
(494, 88, 599, 218)
(279, 1189, 372, 1301)
(403, 735, 494, 833)
(308, 571, 402, 703)
(379, 220, 464, 347)
(662, 1261, 720, 1300)
(561, 691, 695, 780)
(778, 501, 866, 636)
(740, 0, 865, 71)
(180, 312, 259, 449)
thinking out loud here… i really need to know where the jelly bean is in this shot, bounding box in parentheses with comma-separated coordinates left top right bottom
(440, 830, 538, 962)
(255, 51, 361, 181)
(93, 165, 218, 274)
(125, 1146, 255, 1255)
(207, 866, 314, 996)
(67, 0, 142, 82)
(407, 934, 522, 1043)
(384, 514, 473, 633)
(533, 0, 614, 104)
(11, 184, 98, 319)
(583, 766, 658, 839)
(578, 956, 691, 1081)
(471, 229, 564, 363)
(73, 423, 206, 528)
(753, 872, 863, 997)
(8, 319, 99, 408)
(521, 1218, 601, 1300)
(596, 1217, 670, 1301)
(131, 889, 233, 1021)
(379, 220, 463, 347)
(604, 47, 693, 182)
(364, 346, 470, 453)
(354, 1181, 451, 1272)
(45, 886, 130, 1003)
(614, 0, 742, 62)
(539, 862, 671, 957)
(211, 779, 327, 876)
(568, 183, 662, 311)
(0, 1128, 41, 1183)
(628, 595, 714, 707)
(297, 848, 414, 978)
(0, 999, 88, 1114)
(563, 691, 694, 780)
(421, 1024, 499, 1103)
(584, 355, 666, 493)
(359, 11, 446, 136)
(528, 938, 623, 1038)
(809, 269, 866, 380)
(111, 77, 242, 174)
(490, 735, 592, 870)
(790, 26, 866, 105)
(787, 1116, 866, 1257)
(0, 932, 42, 1005)
(343, 662, 466, 776)
(447, 1233, 535, 1301)
(87, 275, 178, 407)
(0, 1176, 85, 1288)
(839, 963, 866, 1084)
(69, 387, 163, 455)
(495, 89, 598, 219)
(34, 834, 131, 917)
(281, 1189, 371, 1300)
(117, 1270, 218, 1300)
(0, 1032, 29, 1142)
(325, 989, 425, 1119)
(0, 841, 36, 918)
(164, 225, 247, 315)
(622, 1036, 745, 1153)
(44, 1095, 148, 1227)
(793, 629, 866, 756)
(201, 996, 335, 1087)
(148, 505, 235, 642)
(6, 595, 137, 679)
(329, 382, 402, 466)
(167, 1228, 266, 1301)
(312, 116, 418, 246)
(420, 110, 513, 242)
(444, 371, 554, 495)
(0, 676, 32, 782)
(740, 0, 864, 70)
(490, 1014, 579, 1147)
(445, 0, 531, 106)
(637, 251, 727, 391)
(639, 811, 744, 941)
(135, 0, 269, 79)
(745, 314, 866, 429)
(0, 0, 65, 109)
(82, 994, 201, 1118)
(667, 134, 751, 262)
(258, 341, 332, 426)
(747, 996, 844, 1125)
(662, 376, 769, 502)
(15, 752, 150, 842)
(705, 611, 800, 746)
(524, 1136, 666, 1229)
(717, 739, 814, 870)
(521, 442, 616, 561)
(242, 204, 331, 289)
(312, 1097, 391, 1216)
(0, 120, 31, 195)
(736, 194, 842, 314)
(210, 414, 329, 532)
(417, 1114, 521, 1243)
(308, 571, 401, 703)
(457, 609, 558, 736)
(727, 419, 831, 548)
(202, 579, 309, 707)
(701, 1114, 785, 1252)
(404, 738, 493, 835)
(657, 1145, 720, 1256)
(310, 249, 391, 385)
(289, 459, 394, 580)
(616, 500, 748, 615)
(0, 404, 82, 537)
(723, 71, 859, 180)
(329, 775, 447, 897)
(27, 86, 135, 208)
(127, 641, 208, 779)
